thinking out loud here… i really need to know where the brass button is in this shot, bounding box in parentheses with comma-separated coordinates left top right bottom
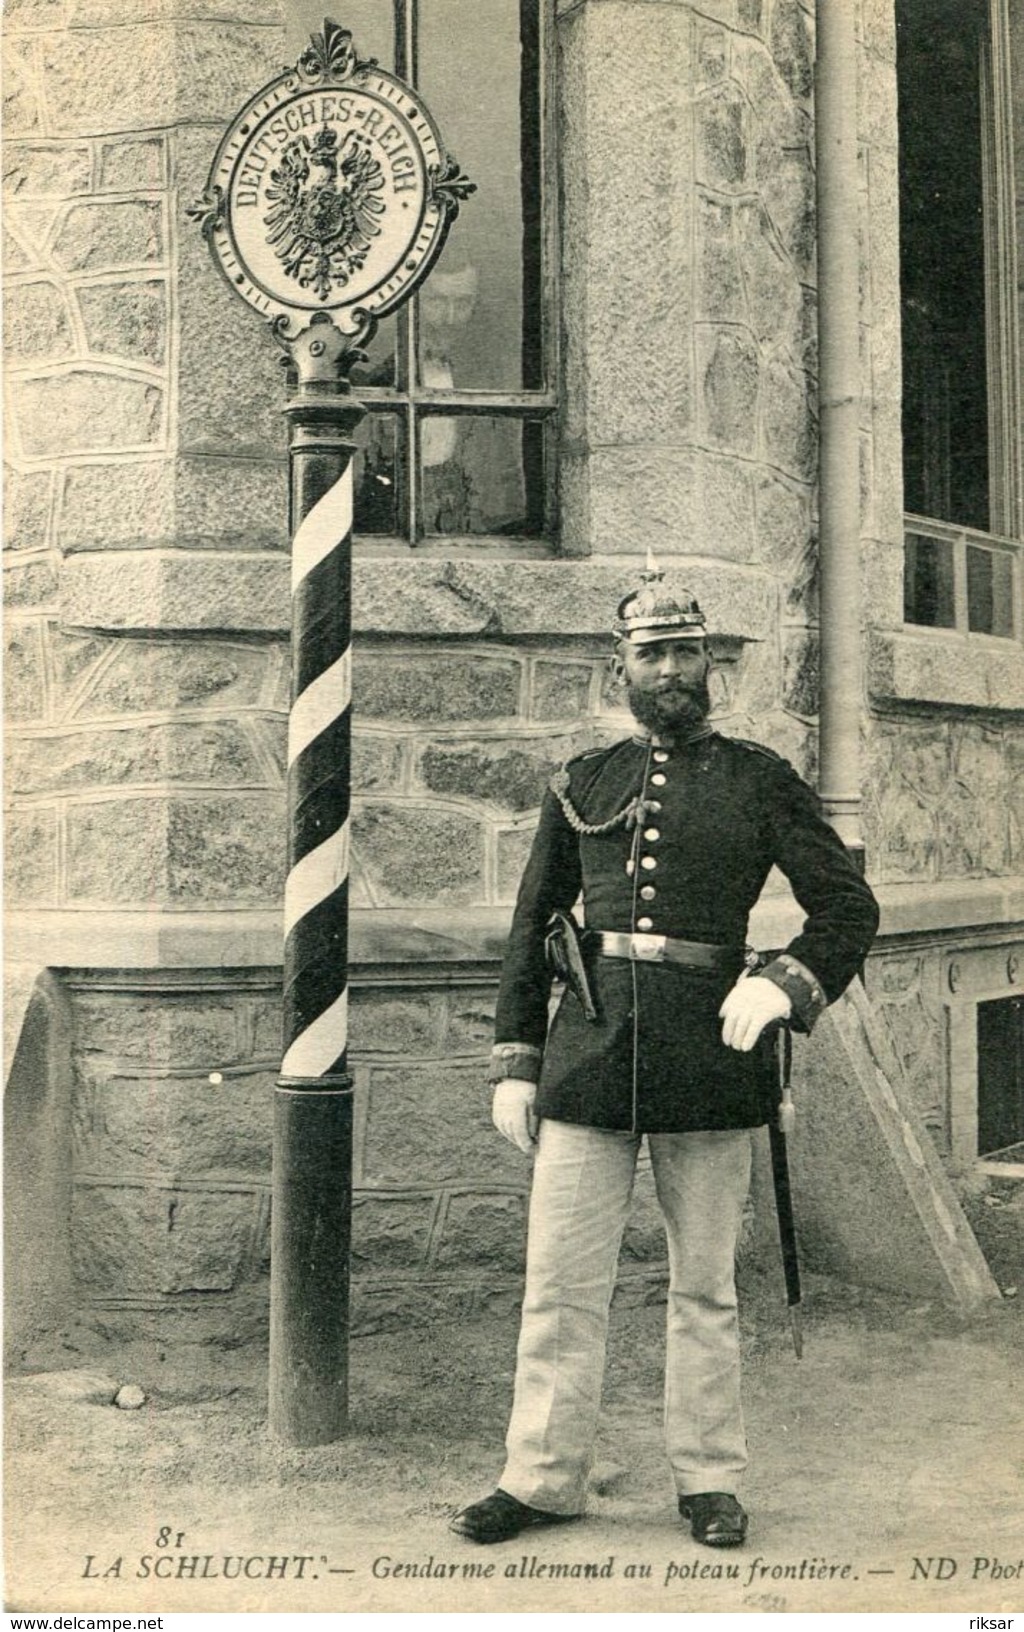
(653, 750, 669, 763)
(636, 916, 654, 931)
(650, 773, 666, 787)
(640, 885, 656, 901)
(647, 799, 662, 813)
(640, 856, 657, 872)
(644, 827, 660, 842)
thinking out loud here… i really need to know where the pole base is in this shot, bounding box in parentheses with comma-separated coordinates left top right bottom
(269, 1083, 353, 1444)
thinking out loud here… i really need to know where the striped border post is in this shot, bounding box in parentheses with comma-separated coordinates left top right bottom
(269, 316, 365, 1444)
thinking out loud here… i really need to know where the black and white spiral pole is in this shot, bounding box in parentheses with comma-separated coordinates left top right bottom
(189, 16, 474, 1448)
(270, 316, 364, 1444)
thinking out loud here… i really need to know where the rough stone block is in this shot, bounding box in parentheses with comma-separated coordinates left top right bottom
(6, 720, 264, 796)
(77, 279, 167, 366)
(4, 620, 47, 721)
(250, 995, 282, 1061)
(699, 328, 759, 453)
(753, 472, 812, 568)
(65, 793, 284, 904)
(97, 136, 166, 191)
(496, 823, 537, 904)
(2, 43, 43, 138)
(761, 359, 815, 481)
(572, 444, 695, 558)
(74, 637, 270, 715)
(351, 1194, 434, 1271)
(696, 83, 749, 187)
(166, 795, 285, 902)
(937, 790, 1009, 880)
(363, 1062, 524, 1187)
(351, 732, 404, 794)
(352, 803, 484, 907)
(51, 199, 163, 273)
(770, 0, 813, 100)
(529, 659, 594, 723)
(174, 125, 287, 460)
(736, 197, 802, 345)
(73, 991, 239, 1064)
(86, 1071, 273, 1175)
(444, 990, 498, 1052)
(59, 551, 290, 632)
(3, 805, 57, 902)
(71, 0, 281, 22)
(417, 735, 585, 814)
(50, 629, 108, 707)
(70, 1183, 257, 1294)
(434, 1192, 526, 1273)
(3, 143, 91, 199)
(3, 222, 36, 274)
(4, 556, 59, 609)
(59, 460, 173, 552)
(696, 193, 744, 323)
(354, 648, 521, 723)
(695, 453, 757, 561)
(11, 372, 163, 457)
(559, 1, 694, 445)
(782, 629, 819, 717)
(697, 24, 729, 86)
(174, 455, 288, 550)
(42, 23, 284, 136)
(348, 991, 440, 1056)
(3, 466, 52, 551)
(3, 279, 74, 363)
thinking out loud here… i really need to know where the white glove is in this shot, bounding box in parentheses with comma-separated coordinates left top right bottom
(719, 974, 792, 1052)
(492, 1078, 539, 1153)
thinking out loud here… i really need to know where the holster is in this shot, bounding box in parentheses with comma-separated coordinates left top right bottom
(545, 909, 599, 1023)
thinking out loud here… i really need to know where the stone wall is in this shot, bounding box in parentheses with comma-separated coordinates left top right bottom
(65, 968, 677, 1339)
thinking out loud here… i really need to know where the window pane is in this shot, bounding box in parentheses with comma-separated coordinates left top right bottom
(896, 0, 989, 530)
(904, 532, 955, 628)
(967, 545, 1015, 637)
(283, 1, 394, 70)
(417, 0, 542, 390)
(353, 412, 399, 535)
(421, 416, 546, 537)
(350, 314, 398, 390)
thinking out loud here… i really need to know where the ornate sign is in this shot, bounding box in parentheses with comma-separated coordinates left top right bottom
(190, 19, 474, 343)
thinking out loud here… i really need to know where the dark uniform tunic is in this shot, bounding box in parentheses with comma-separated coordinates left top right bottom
(493, 728, 880, 1134)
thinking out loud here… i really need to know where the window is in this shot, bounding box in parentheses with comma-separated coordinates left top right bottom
(285, 1, 557, 545)
(977, 994, 1024, 1159)
(897, 0, 1023, 632)
(904, 517, 1019, 636)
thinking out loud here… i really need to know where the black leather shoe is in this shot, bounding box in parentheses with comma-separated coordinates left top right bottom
(678, 1492, 748, 1547)
(450, 1489, 580, 1544)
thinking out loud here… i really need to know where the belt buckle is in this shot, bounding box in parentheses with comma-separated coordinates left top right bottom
(631, 932, 666, 962)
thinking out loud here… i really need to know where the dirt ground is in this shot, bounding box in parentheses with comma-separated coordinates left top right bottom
(6, 1193, 1024, 1620)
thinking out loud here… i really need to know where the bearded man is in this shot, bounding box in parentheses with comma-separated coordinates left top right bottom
(450, 565, 879, 1549)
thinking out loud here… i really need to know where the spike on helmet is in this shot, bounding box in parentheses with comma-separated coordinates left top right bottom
(612, 551, 707, 645)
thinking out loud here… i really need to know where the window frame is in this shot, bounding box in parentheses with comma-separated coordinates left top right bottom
(354, 0, 560, 550)
(897, 0, 1023, 641)
(903, 513, 1022, 643)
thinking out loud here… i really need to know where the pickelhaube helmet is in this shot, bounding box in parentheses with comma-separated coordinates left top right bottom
(612, 550, 707, 645)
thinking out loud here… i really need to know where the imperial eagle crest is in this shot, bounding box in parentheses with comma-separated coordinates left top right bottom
(263, 125, 386, 300)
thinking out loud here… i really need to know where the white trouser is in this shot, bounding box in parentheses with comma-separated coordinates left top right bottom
(500, 1119, 752, 1514)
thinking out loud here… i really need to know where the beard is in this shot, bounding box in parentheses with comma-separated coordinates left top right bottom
(627, 676, 711, 741)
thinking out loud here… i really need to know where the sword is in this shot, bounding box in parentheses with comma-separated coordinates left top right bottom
(764, 1023, 803, 1358)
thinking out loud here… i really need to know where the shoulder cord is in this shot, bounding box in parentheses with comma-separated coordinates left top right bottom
(549, 767, 653, 837)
